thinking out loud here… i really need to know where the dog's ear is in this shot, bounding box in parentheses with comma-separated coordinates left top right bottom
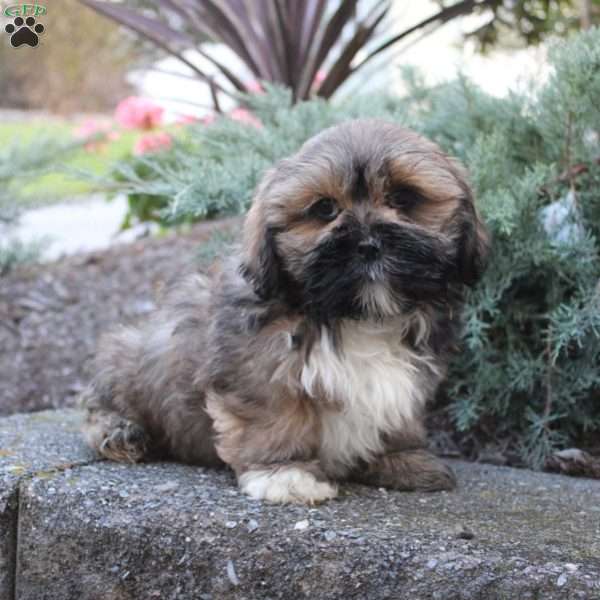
(240, 172, 284, 301)
(455, 196, 490, 287)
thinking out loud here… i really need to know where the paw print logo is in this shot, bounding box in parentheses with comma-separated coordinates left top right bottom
(5, 16, 45, 48)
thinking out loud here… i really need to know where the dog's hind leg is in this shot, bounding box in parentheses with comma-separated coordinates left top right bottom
(80, 320, 217, 466)
(82, 408, 148, 464)
(351, 448, 457, 492)
(79, 325, 152, 463)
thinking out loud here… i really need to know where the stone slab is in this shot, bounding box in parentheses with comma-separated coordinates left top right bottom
(15, 456, 600, 600)
(0, 410, 98, 599)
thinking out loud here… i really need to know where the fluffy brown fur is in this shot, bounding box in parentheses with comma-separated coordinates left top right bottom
(82, 119, 488, 504)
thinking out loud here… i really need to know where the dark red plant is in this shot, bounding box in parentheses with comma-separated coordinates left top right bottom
(79, 0, 494, 109)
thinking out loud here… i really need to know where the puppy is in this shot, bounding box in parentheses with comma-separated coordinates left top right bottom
(82, 119, 488, 504)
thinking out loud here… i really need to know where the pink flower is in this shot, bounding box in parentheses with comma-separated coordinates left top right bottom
(75, 118, 110, 138)
(115, 96, 164, 130)
(133, 132, 173, 156)
(201, 113, 217, 126)
(246, 79, 264, 94)
(176, 114, 200, 125)
(312, 69, 327, 90)
(229, 108, 262, 128)
(314, 70, 327, 84)
(74, 119, 116, 153)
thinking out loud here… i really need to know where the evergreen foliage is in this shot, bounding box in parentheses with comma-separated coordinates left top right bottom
(108, 29, 600, 466)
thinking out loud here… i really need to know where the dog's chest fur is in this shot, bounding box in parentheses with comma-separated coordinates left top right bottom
(299, 319, 433, 472)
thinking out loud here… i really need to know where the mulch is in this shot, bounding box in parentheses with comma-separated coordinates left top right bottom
(0, 218, 238, 416)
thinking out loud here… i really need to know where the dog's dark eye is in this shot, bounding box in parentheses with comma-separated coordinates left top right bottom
(387, 186, 421, 212)
(308, 197, 340, 222)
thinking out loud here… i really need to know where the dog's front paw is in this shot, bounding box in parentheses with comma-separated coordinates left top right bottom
(239, 466, 338, 505)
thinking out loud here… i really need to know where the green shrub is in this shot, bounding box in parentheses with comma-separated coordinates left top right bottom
(110, 155, 176, 230)
(0, 239, 44, 276)
(0, 135, 78, 274)
(110, 86, 405, 222)
(107, 29, 600, 467)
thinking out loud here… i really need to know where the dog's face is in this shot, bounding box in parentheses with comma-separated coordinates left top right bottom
(242, 119, 488, 321)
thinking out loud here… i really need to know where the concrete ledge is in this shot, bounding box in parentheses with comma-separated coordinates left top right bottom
(0, 410, 97, 599)
(1, 410, 599, 599)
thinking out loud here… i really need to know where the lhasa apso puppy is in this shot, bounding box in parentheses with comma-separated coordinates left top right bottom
(82, 119, 488, 504)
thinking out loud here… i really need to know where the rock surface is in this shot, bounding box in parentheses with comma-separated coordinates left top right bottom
(1, 410, 600, 599)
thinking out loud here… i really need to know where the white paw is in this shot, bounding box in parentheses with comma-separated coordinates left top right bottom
(239, 467, 338, 505)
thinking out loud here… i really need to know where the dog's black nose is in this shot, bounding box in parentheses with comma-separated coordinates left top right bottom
(357, 238, 381, 262)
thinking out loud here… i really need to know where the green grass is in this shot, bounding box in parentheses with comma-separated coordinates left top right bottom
(0, 120, 140, 204)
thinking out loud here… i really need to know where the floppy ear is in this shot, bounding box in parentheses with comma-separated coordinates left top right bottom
(240, 173, 284, 301)
(455, 199, 490, 287)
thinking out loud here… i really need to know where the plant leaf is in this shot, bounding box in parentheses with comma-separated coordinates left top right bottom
(317, 3, 389, 98)
(296, 0, 359, 100)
